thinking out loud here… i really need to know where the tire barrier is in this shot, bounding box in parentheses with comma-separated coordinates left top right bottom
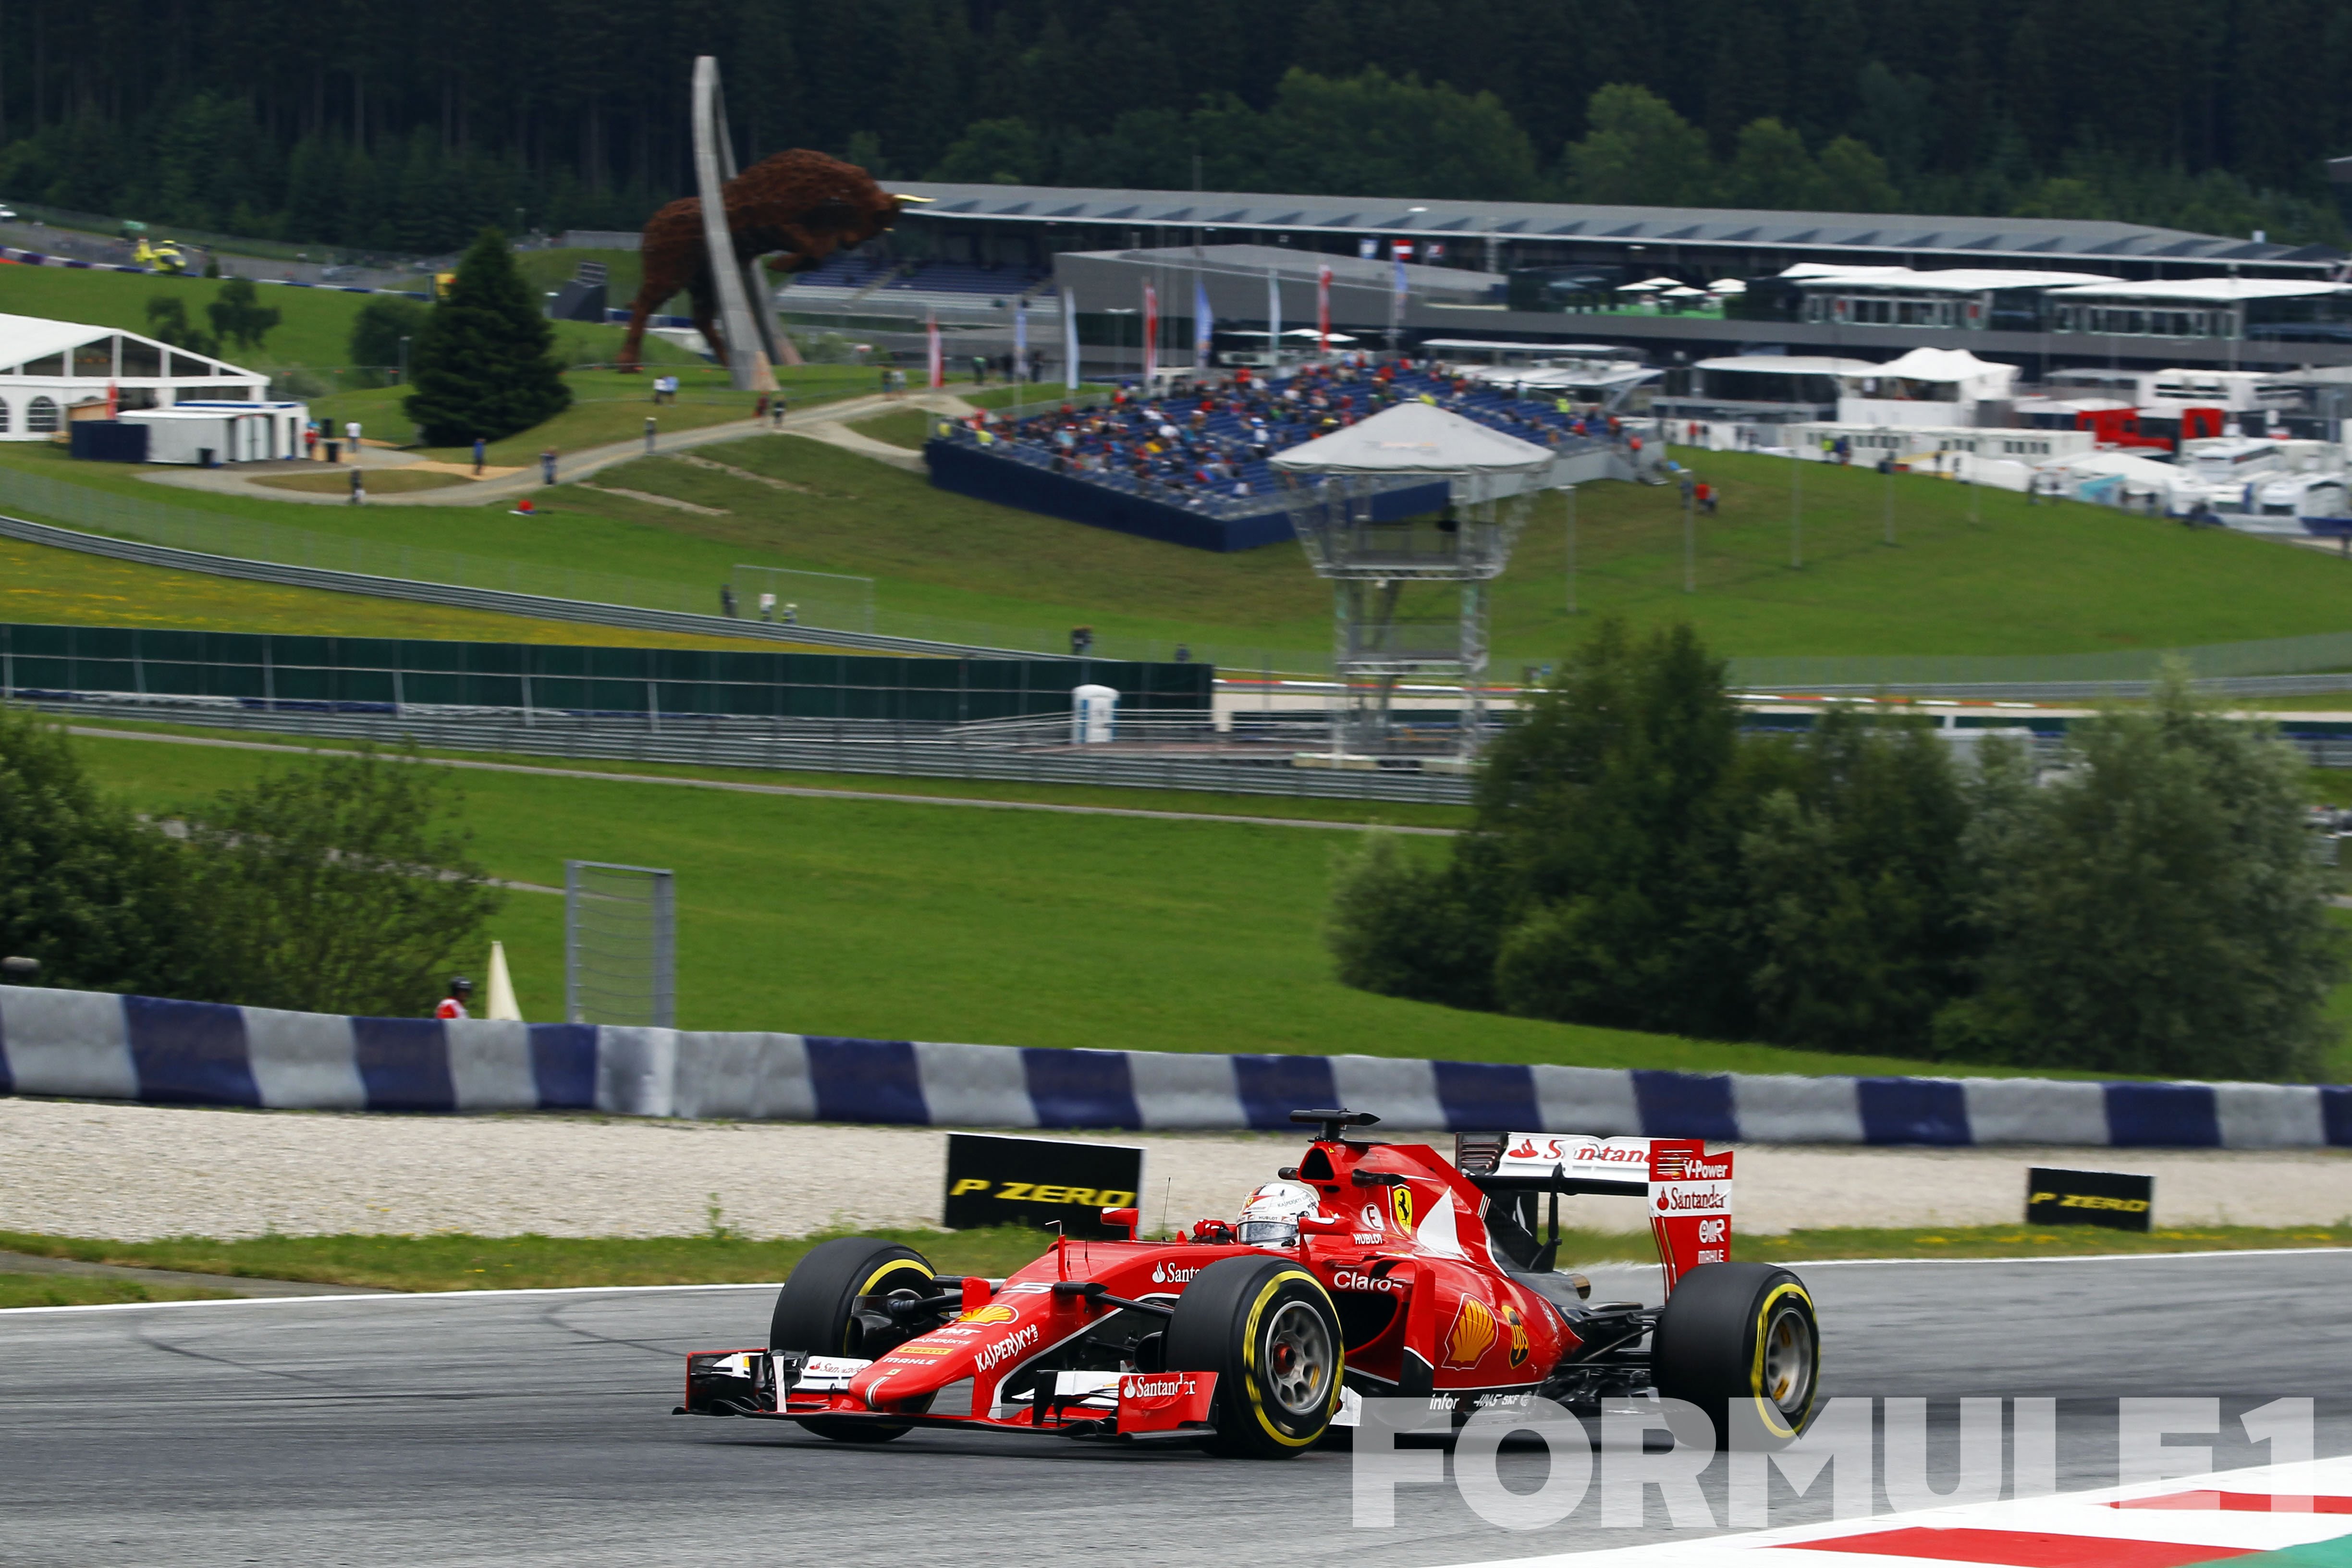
(6, 984, 2350, 1147)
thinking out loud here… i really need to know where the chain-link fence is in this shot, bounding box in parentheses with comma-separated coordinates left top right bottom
(564, 861, 676, 1027)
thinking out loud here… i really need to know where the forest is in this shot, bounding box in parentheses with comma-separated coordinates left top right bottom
(0, 0, 2345, 257)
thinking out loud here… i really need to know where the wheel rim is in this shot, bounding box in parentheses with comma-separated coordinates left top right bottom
(1759, 1302, 1814, 1416)
(1262, 1300, 1334, 1417)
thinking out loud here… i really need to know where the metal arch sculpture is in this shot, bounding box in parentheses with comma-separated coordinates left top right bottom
(615, 147, 925, 377)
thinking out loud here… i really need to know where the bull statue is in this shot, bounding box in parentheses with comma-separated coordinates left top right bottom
(617, 148, 926, 371)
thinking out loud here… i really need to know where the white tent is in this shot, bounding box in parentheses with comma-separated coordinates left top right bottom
(0, 311, 273, 446)
(1270, 401, 1556, 477)
(1866, 347, 2020, 396)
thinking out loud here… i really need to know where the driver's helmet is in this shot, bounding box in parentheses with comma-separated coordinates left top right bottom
(1235, 1180, 1319, 1248)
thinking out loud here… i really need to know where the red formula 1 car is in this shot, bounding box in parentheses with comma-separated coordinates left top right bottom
(677, 1109, 1819, 1458)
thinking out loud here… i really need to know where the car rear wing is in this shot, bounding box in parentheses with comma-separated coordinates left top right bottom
(1454, 1132, 1733, 1292)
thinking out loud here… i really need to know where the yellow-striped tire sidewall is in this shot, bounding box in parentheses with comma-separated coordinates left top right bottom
(1744, 1280, 1818, 1442)
(847, 1258, 936, 1356)
(1238, 1269, 1344, 1448)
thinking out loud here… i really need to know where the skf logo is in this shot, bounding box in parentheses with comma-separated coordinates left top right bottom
(1502, 1304, 1529, 1368)
(957, 1303, 1018, 1324)
(1444, 1298, 1497, 1368)
(1390, 1184, 1415, 1232)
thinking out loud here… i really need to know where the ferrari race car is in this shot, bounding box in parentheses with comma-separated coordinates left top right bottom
(677, 1109, 1819, 1458)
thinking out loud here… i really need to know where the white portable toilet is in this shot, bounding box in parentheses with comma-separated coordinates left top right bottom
(1072, 684, 1119, 744)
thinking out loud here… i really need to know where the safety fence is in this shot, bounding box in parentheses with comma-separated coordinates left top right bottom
(1728, 629, 2352, 692)
(4, 983, 2344, 1147)
(15, 696, 1480, 803)
(0, 622, 1211, 725)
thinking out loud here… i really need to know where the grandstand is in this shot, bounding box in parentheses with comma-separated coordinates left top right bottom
(922, 357, 1631, 551)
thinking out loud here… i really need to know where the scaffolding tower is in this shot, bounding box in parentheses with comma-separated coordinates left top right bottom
(1273, 403, 1553, 757)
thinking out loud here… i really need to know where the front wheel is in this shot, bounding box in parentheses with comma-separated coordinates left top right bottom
(768, 1236, 942, 1443)
(1651, 1262, 1819, 1449)
(1163, 1255, 1344, 1458)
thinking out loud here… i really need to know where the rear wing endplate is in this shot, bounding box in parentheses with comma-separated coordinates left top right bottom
(1455, 1132, 1733, 1292)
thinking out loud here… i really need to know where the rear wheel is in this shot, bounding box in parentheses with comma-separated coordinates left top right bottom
(1651, 1263, 1819, 1449)
(769, 1236, 942, 1443)
(1163, 1255, 1344, 1458)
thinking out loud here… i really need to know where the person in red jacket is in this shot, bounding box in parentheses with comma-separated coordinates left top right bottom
(435, 977, 474, 1020)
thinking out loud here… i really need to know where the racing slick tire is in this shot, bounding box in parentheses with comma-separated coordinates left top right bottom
(1651, 1262, 1819, 1450)
(769, 1236, 942, 1443)
(1164, 1255, 1345, 1459)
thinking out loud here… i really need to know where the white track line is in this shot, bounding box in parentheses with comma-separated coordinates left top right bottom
(0, 1279, 783, 1318)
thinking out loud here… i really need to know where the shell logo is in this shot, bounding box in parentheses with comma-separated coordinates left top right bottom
(1390, 1184, 1415, 1232)
(1503, 1304, 1530, 1368)
(957, 1303, 1018, 1324)
(1444, 1298, 1498, 1368)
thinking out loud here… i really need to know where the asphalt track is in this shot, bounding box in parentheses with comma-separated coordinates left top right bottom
(3, 1250, 2349, 1567)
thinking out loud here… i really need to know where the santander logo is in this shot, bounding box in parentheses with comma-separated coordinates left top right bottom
(1151, 1262, 1202, 1285)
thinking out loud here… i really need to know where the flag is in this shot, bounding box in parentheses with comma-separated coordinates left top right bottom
(1194, 277, 1213, 366)
(1062, 285, 1080, 390)
(1267, 269, 1281, 368)
(926, 314, 942, 388)
(1143, 282, 1158, 382)
(1317, 265, 1331, 355)
(1014, 300, 1028, 381)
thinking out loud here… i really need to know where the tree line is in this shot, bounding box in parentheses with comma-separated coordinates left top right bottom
(0, 711, 499, 1017)
(0, 0, 2343, 256)
(1330, 623, 2346, 1080)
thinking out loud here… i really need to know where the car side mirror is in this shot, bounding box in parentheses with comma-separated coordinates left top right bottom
(1100, 1206, 1139, 1238)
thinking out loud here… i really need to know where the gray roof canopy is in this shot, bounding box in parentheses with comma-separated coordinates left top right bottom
(1271, 403, 1556, 475)
(890, 181, 2336, 268)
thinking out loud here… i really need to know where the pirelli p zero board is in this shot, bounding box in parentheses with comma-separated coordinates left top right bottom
(943, 1132, 1145, 1238)
(2026, 1166, 2154, 1231)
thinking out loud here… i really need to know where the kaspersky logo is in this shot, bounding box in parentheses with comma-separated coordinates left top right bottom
(1151, 1262, 1202, 1285)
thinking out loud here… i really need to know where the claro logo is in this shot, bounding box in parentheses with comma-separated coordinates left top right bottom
(1332, 1269, 1403, 1294)
(976, 1324, 1041, 1372)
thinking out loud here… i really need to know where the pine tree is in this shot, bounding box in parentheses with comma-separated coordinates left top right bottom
(403, 227, 570, 447)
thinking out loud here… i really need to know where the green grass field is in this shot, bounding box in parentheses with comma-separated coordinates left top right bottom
(0, 538, 825, 648)
(16, 409, 2347, 670)
(0, 262, 700, 390)
(64, 722, 2331, 1081)
(0, 1271, 231, 1309)
(0, 1221, 2339, 1301)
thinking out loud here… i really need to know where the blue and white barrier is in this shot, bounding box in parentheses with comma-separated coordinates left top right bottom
(3, 985, 2348, 1148)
